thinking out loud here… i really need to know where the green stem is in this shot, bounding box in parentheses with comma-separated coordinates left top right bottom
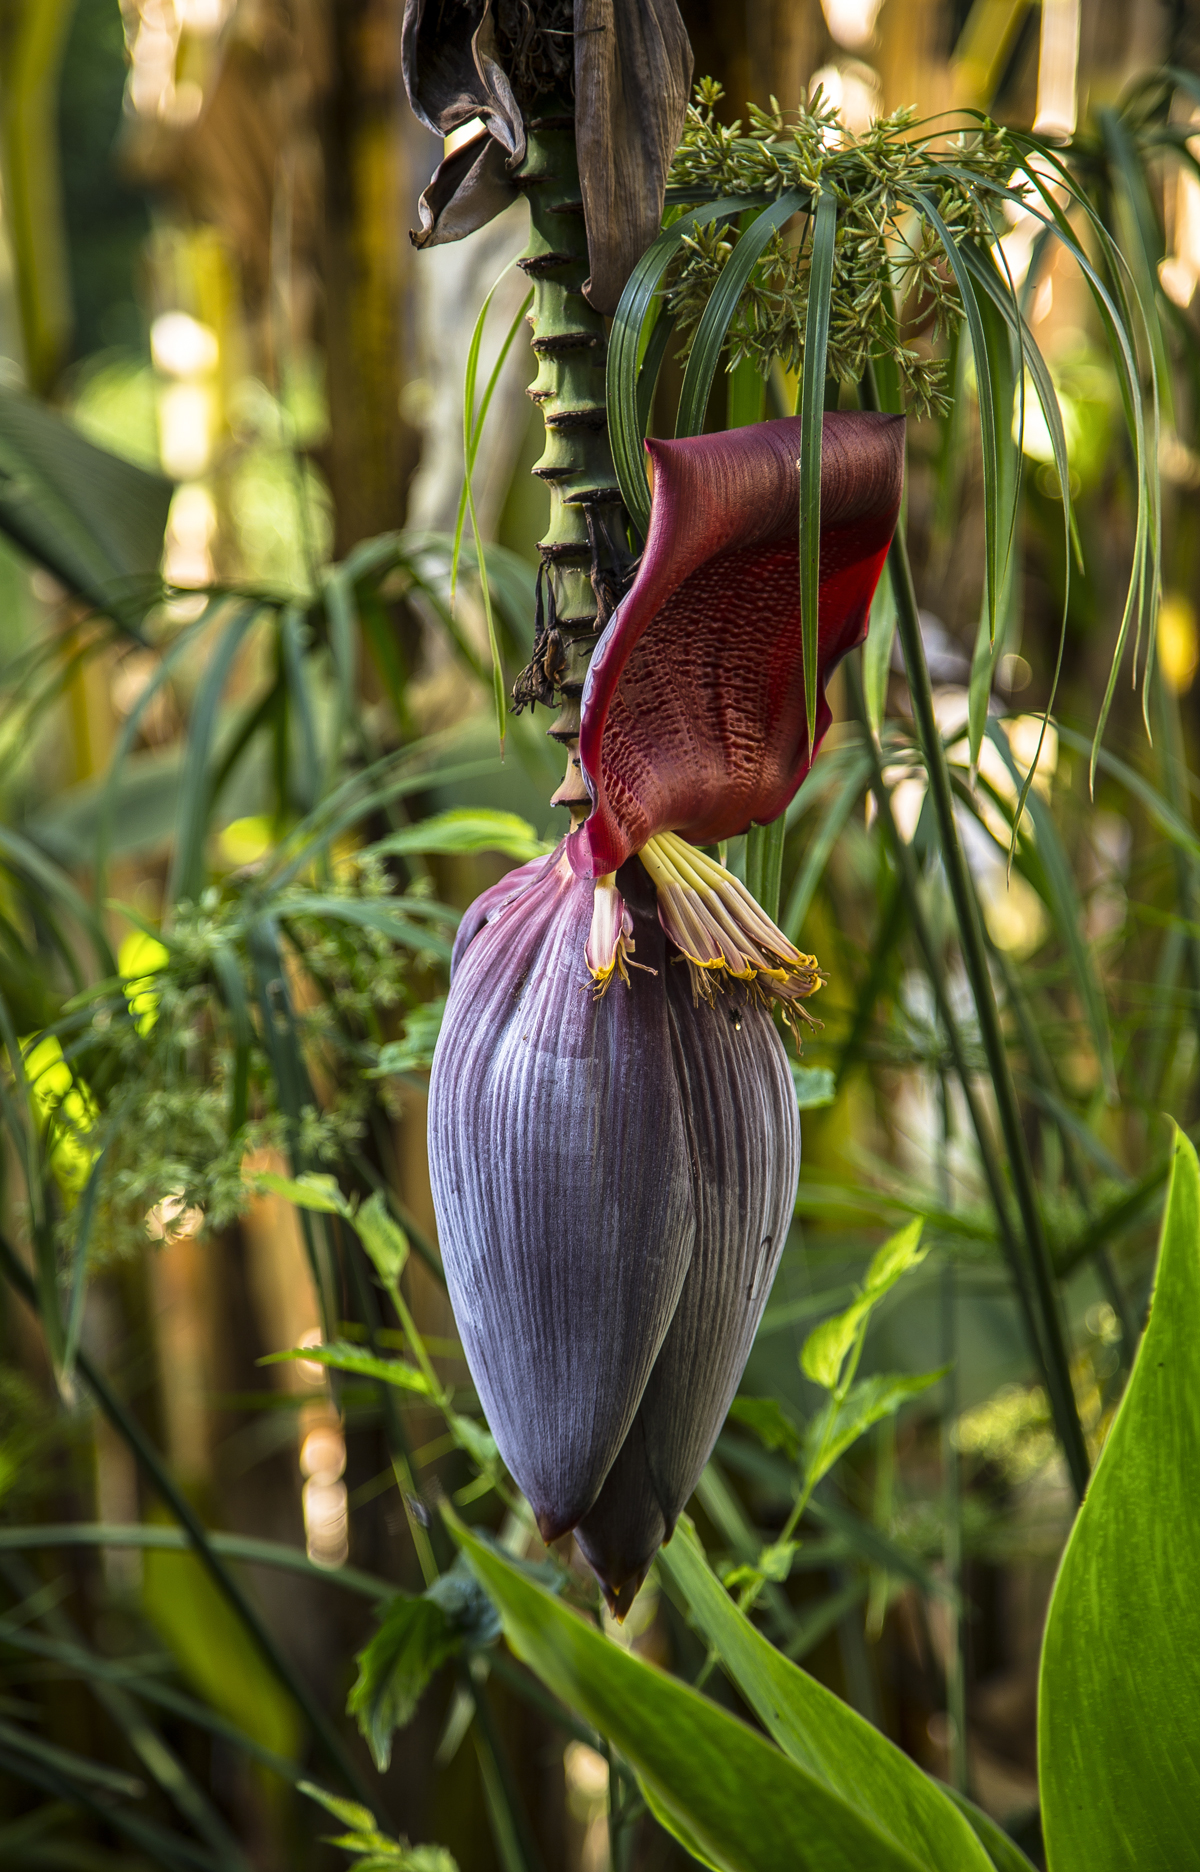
(0, 1233, 384, 1818)
(884, 521, 1089, 1500)
(511, 104, 630, 808)
(844, 655, 1063, 1415)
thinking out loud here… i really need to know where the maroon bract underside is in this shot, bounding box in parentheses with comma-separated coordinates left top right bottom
(569, 412, 905, 880)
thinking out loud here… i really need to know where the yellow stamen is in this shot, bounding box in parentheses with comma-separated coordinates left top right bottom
(638, 832, 826, 1020)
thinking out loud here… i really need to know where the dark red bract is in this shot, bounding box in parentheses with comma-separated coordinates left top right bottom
(568, 413, 905, 879)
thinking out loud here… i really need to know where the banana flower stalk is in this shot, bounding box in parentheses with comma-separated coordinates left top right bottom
(429, 413, 903, 1613)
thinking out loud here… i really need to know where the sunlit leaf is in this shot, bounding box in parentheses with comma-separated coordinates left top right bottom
(805, 1368, 949, 1491)
(1039, 1128, 1200, 1869)
(657, 1519, 1007, 1872)
(453, 1513, 931, 1872)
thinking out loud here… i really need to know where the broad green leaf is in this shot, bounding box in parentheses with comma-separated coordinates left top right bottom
(261, 1342, 432, 1395)
(1039, 1128, 1200, 1871)
(453, 1516, 928, 1872)
(253, 1170, 350, 1216)
(792, 1064, 836, 1110)
(727, 1395, 801, 1464)
(657, 1519, 1000, 1872)
(805, 1368, 949, 1490)
(348, 1595, 459, 1770)
(371, 809, 550, 863)
(0, 383, 172, 629)
(353, 1191, 410, 1287)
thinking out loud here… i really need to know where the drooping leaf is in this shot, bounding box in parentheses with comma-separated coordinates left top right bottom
(0, 384, 173, 630)
(371, 810, 550, 863)
(657, 1518, 1005, 1872)
(1039, 1128, 1200, 1870)
(452, 1513, 930, 1872)
(348, 1595, 460, 1772)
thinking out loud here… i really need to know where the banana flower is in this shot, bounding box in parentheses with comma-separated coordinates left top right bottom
(429, 413, 904, 1612)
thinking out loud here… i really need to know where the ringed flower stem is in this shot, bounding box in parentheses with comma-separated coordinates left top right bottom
(884, 519, 1089, 1501)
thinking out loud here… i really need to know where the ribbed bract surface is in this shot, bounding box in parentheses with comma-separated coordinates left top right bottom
(429, 851, 800, 1605)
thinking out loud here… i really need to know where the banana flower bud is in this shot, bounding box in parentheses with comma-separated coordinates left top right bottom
(429, 414, 903, 1613)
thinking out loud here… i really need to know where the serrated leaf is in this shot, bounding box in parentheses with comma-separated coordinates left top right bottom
(758, 1540, 798, 1584)
(353, 1191, 410, 1287)
(862, 1219, 927, 1297)
(348, 1595, 460, 1771)
(805, 1369, 949, 1491)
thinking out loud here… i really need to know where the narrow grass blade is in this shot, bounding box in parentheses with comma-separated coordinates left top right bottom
(166, 603, 258, 908)
(607, 196, 770, 532)
(799, 189, 837, 748)
(782, 749, 873, 941)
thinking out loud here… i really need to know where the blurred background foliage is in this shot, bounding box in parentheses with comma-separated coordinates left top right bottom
(0, 0, 1198, 1867)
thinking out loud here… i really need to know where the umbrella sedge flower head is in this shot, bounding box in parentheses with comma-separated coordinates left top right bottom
(429, 413, 903, 1614)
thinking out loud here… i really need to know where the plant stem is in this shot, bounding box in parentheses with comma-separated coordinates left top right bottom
(0, 1233, 384, 1817)
(884, 522, 1089, 1499)
(511, 104, 630, 808)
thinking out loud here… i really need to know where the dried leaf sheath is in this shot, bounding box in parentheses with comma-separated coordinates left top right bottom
(428, 850, 695, 1539)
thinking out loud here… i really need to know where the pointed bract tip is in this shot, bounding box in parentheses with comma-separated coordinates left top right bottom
(599, 1566, 650, 1624)
(535, 1507, 576, 1548)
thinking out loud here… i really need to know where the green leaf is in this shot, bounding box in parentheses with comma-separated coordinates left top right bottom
(353, 1191, 410, 1287)
(798, 189, 837, 748)
(606, 196, 767, 533)
(805, 1368, 949, 1491)
(799, 1220, 926, 1389)
(757, 1539, 798, 1584)
(300, 1782, 460, 1872)
(727, 1395, 801, 1464)
(371, 999, 446, 1078)
(253, 1170, 351, 1216)
(862, 560, 897, 739)
(370, 810, 550, 863)
(348, 1595, 460, 1771)
(792, 1064, 836, 1110)
(657, 1519, 999, 1872)
(261, 1342, 432, 1395)
(451, 1513, 930, 1872)
(0, 383, 173, 629)
(1039, 1127, 1200, 1870)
